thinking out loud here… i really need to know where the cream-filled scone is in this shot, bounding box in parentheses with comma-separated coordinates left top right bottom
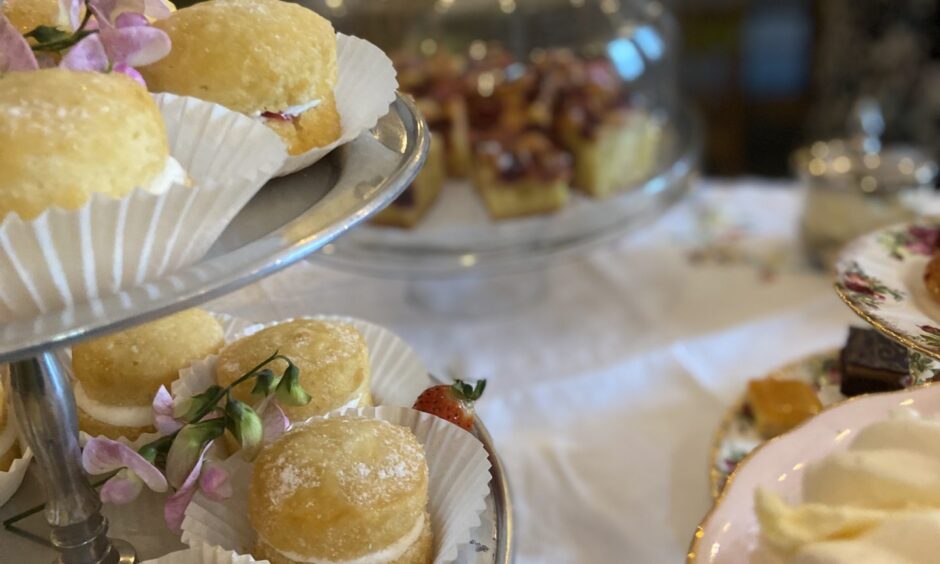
(71, 309, 224, 440)
(215, 319, 372, 422)
(0, 377, 21, 472)
(1, 0, 68, 34)
(139, 0, 340, 156)
(0, 69, 189, 222)
(249, 417, 433, 564)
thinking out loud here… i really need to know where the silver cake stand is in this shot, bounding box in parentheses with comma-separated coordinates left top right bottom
(0, 95, 513, 564)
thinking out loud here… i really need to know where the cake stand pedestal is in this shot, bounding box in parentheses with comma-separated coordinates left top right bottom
(9, 353, 134, 564)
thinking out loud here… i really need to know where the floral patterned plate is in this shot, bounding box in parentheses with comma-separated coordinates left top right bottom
(710, 350, 844, 498)
(835, 222, 940, 361)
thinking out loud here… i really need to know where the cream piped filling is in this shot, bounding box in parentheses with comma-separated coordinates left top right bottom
(263, 512, 425, 564)
(0, 415, 17, 458)
(73, 381, 153, 428)
(143, 156, 189, 195)
(253, 98, 322, 119)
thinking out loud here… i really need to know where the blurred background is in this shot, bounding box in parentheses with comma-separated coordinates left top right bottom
(676, 0, 939, 176)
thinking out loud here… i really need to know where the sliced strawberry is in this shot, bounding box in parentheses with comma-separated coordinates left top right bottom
(413, 379, 486, 432)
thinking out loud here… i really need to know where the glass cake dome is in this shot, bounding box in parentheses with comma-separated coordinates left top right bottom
(299, 0, 699, 278)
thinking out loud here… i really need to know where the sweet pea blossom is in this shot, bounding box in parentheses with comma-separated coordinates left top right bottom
(152, 385, 184, 436)
(163, 443, 231, 533)
(0, 16, 39, 71)
(82, 437, 168, 504)
(59, 2, 170, 85)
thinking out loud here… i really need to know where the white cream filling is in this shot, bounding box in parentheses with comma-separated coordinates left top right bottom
(263, 512, 425, 564)
(143, 156, 189, 195)
(253, 98, 322, 119)
(73, 381, 153, 428)
(0, 414, 17, 457)
(338, 391, 367, 411)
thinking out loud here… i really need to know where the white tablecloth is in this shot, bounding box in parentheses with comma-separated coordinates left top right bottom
(207, 178, 863, 563)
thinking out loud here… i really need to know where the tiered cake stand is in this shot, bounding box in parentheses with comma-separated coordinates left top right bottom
(0, 95, 513, 563)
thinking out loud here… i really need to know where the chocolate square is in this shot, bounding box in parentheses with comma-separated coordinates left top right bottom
(840, 327, 909, 397)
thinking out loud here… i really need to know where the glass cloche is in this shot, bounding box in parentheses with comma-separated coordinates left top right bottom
(301, 0, 699, 277)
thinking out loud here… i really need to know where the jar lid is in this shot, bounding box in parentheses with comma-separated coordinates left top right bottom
(792, 140, 938, 194)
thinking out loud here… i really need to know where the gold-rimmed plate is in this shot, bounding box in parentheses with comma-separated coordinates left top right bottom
(835, 222, 940, 360)
(689, 383, 940, 563)
(708, 350, 842, 498)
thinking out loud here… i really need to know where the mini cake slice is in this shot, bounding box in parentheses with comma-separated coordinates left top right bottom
(554, 92, 661, 198)
(746, 378, 822, 439)
(840, 327, 910, 396)
(473, 130, 572, 220)
(372, 132, 446, 229)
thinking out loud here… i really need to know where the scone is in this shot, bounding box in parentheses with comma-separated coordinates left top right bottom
(71, 309, 224, 440)
(140, 0, 340, 156)
(372, 132, 446, 228)
(215, 319, 372, 422)
(0, 377, 22, 472)
(249, 417, 433, 564)
(1, 0, 68, 34)
(0, 69, 189, 221)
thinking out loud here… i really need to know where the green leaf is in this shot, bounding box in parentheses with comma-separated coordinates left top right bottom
(24, 25, 70, 44)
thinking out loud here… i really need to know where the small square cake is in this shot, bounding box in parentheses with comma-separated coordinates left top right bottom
(840, 327, 909, 397)
(554, 96, 661, 198)
(372, 133, 446, 228)
(396, 53, 473, 177)
(473, 130, 572, 220)
(746, 378, 822, 439)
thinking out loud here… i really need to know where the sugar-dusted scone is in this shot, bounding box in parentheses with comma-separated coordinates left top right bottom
(249, 417, 433, 564)
(0, 69, 187, 221)
(215, 319, 372, 422)
(746, 378, 823, 440)
(372, 132, 446, 228)
(474, 130, 572, 219)
(1, 0, 68, 33)
(140, 0, 340, 155)
(0, 378, 21, 472)
(71, 309, 224, 440)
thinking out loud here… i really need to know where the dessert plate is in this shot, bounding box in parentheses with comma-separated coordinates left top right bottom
(709, 350, 842, 498)
(835, 222, 940, 360)
(689, 384, 940, 564)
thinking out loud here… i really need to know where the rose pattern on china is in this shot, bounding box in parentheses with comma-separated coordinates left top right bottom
(837, 262, 904, 309)
(878, 224, 940, 260)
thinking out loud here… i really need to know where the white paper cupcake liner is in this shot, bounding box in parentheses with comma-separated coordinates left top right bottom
(277, 33, 398, 176)
(181, 406, 491, 564)
(173, 315, 431, 410)
(0, 449, 32, 508)
(143, 542, 266, 564)
(0, 94, 286, 324)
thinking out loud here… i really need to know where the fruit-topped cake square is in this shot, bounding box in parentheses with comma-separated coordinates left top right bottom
(372, 131, 446, 228)
(473, 129, 572, 220)
(545, 54, 662, 198)
(396, 52, 473, 177)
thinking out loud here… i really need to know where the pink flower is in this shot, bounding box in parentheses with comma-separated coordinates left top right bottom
(260, 400, 290, 444)
(152, 385, 184, 436)
(163, 444, 231, 533)
(82, 437, 168, 504)
(58, 0, 170, 85)
(0, 15, 39, 71)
